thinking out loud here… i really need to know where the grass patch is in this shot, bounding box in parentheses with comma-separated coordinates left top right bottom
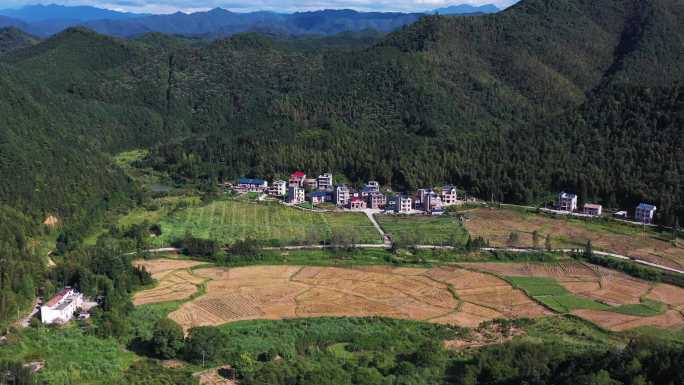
(0, 326, 137, 385)
(507, 276, 666, 316)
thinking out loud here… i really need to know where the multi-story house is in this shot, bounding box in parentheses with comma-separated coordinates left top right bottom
(558, 192, 578, 212)
(288, 185, 305, 204)
(317, 173, 333, 191)
(268, 180, 288, 196)
(367, 192, 387, 209)
(335, 185, 351, 207)
(440, 186, 458, 206)
(395, 195, 413, 214)
(289, 171, 306, 187)
(635, 203, 657, 224)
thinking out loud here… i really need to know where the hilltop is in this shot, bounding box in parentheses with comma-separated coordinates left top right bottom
(0, 27, 39, 54)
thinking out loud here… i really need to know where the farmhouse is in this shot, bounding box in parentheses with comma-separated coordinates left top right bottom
(237, 178, 268, 192)
(557, 192, 578, 212)
(287, 185, 305, 204)
(441, 186, 458, 206)
(583, 203, 603, 216)
(349, 197, 367, 210)
(366, 181, 380, 193)
(289, 171, 306, 187)
(317, 173, 333, 191)
(367, 192, 387, 209)
(635, 203, 657, 224)
(268, 180, 288, 196)
(335, 185, 351, 207)
(41, 287, 84, 325)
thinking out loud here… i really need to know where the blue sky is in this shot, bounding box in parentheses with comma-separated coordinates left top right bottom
(1, 0, 519, 14)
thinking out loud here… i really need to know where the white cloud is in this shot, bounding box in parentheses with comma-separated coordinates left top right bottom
(2, 0, 519, 14)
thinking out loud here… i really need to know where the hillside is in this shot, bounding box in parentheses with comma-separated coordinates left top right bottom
(0, 27, 38, 54)
(0, 0, 682, 223)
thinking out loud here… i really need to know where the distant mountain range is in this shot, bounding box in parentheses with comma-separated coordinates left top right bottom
(0, 3, 499, 38)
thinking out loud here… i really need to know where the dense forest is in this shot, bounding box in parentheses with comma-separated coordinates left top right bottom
(0, 1, 683, 381)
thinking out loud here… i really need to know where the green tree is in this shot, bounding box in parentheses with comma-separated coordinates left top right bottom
(545, 234, 553, 251)
(508, 231, 520, 247)
(151, 319, 184, 359)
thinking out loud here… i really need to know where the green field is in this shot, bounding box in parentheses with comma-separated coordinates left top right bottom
(507, 276, 666, 316)
(158, 199, 382, 245)
(376, 214, 468, 246)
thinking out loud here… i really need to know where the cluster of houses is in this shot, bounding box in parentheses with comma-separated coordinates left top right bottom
(236, 171, 462, 214)
(555, 192, 657, 224)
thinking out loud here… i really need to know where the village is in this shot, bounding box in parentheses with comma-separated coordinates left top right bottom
(233, 171, 658, 224)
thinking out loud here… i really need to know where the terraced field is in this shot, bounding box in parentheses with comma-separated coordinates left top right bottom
(158, 199, 381, 245)
(134, 260, 684, 332)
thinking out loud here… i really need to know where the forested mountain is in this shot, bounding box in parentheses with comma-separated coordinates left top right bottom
(0, 27, 38, 54)
(0, 0, 682, 224)
(0, 4, 146, 22)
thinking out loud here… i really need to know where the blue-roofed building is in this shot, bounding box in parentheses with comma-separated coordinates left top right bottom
(635, 203, 657, 224)
(238, 178, 268, 192)
(309, 191, 331, 205)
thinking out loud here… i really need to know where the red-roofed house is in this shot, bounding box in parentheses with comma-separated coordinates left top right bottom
(349, 197, 366, 210)
(290, 171, 306, 187)
(41, 287, 84, 324)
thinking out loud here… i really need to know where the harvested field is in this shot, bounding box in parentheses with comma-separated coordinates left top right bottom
(646, 284, 684, 306)
(461, 262, 652, 305)
(133, 262, 550, 331)
(134, 258, 204, 277)
(134, 260, 684, 332)
(573, 309, 684, 331)
(133, 269, 206, 306)
(464, 207, 684, 269)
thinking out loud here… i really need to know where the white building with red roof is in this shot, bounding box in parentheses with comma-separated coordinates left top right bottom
(289, 171, 306, 187)
(40, 287, 84, 324)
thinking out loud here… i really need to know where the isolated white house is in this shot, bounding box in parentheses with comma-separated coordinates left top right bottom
(558, 192, 578, 212)
(41, 287, 83, 325)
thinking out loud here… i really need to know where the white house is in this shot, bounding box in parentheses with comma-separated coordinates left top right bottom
(395, 195, 413, 214)
(41, 287, 84, 325)
(583, 203, 603, 216)
(317, 173, 333, 191)
(440, 186, 458, 206)
(635, 203, 657, 224)
(268, 180, 288, 197)
(558, 192, 578, 212)
(335, 185, 351, 207)
(237, 178, 268, 192)
(287, 185, 305, 204)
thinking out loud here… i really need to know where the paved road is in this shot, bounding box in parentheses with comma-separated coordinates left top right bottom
(135, 245, 684, 276)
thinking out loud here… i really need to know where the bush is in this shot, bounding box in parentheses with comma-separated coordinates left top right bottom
(151, 319, 184, 359)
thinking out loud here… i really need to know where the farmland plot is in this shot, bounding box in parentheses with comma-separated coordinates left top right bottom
(159, 199, 381, 245)
(464, 207, 684, 270)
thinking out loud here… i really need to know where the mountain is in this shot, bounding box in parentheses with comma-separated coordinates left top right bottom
(433, 4, 500, 14)
(0, 0, 683, 226)
(0, 4, 497, 38)
(0, 3, 146, 22)
(0, 27, 39, 54)
(0, 15, 27, 29)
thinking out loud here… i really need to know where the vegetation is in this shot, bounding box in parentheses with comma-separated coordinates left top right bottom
(158, 199, 381, 246)
(377, 214, 468, 246)
(507, 276, 666, 316)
